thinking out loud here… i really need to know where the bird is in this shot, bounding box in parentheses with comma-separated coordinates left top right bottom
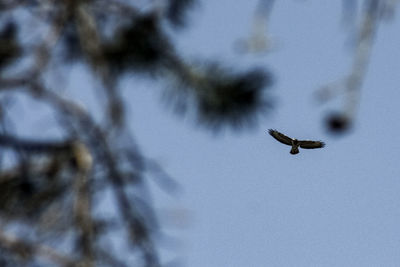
(268, 129, 325, 154)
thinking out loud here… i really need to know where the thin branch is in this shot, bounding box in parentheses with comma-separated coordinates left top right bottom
(75, 3, 124, 128)
(30, 84, 161, 266)
(0, 134, 72, 153)
(0, 230, 77, 266)
(73, 166, 94, 266)
(31, 5, 67, 78)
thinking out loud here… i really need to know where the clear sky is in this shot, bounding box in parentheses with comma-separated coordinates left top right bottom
(125, 1, 400, 266)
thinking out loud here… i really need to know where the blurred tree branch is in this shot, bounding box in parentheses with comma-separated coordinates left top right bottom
(315, 0, 396, 134)
(0, 0, 272, 265)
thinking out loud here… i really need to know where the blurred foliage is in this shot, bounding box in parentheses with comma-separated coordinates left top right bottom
(0, 21, 20, 70)
(103, 13, 172, 74)
(184, 64, 272, 130)
(0, 0, 274, 265)
(166, 0, 196, 28)
(325, 112, 353, 135)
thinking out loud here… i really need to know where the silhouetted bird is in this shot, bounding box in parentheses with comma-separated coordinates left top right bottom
(268, 129, 325, 155)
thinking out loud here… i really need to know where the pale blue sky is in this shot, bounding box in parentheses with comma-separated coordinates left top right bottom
(124, 1, 400, 266)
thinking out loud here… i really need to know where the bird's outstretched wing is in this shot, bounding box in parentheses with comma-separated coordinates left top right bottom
(298, 140, 325, 149)
(268, 129, 292, 146)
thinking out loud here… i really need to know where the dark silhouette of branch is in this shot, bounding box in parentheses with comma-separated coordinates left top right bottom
(0, 134, 71, 153)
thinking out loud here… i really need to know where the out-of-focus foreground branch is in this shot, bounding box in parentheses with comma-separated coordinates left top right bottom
(0, 0, 273, 266)
(247, 0, 398, 135)
(315, 0, 398, 134)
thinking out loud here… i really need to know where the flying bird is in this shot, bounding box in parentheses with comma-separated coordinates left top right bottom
(268, 129, 325, 154)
